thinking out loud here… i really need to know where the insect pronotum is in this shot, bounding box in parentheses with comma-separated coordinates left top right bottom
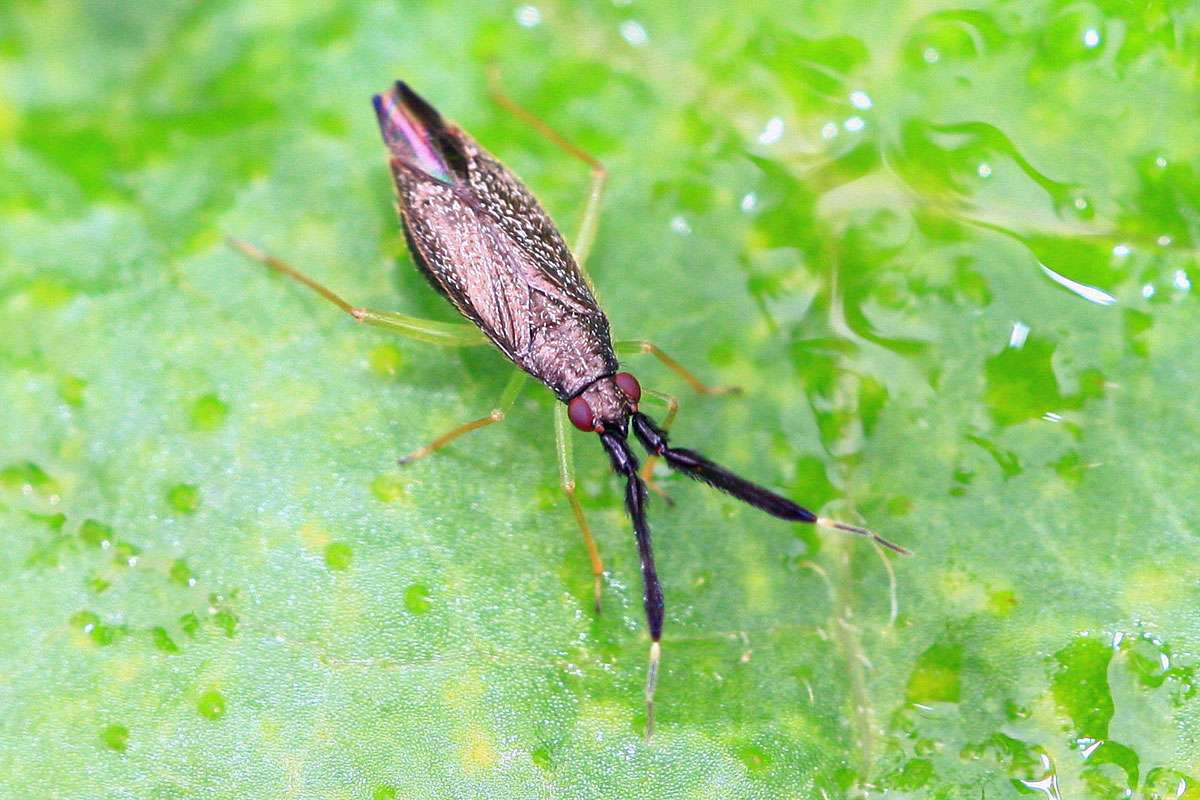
(230, 78, 909, 738)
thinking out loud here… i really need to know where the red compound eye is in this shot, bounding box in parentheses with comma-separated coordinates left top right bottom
(568, 395, 597, 432)
(615, 372, 641, 404)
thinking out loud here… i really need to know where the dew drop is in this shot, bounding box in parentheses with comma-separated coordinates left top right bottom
(371, 474, 407, 503)
(197, 689, 227, 720)
(669, 215, 691, 235)
(369, 344, 403, 376)
(169, 559, 194, 587)
(100, 723, 129, 752)
(324, 541, 353, 571)
(404, 583, 432, 614)
(736, 743, 772, 772)
(619, 20, 648, 46)
(849, 90, 872, 110)
(1009, 322, 1030, 349)
(758, 116, 784, 145)
(515, 5, 541, 27)
(79, 519, 113, 548)
(189, 393, 228, 431)
(59, 375, 87, 407)
(166, 483, 200, 514)
(151, 626, 180, 653)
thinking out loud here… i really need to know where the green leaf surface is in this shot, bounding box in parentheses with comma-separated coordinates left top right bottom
(2, 2, 1199, 798)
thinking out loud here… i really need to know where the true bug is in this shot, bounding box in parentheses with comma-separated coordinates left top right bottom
(230, 78, 908, 737)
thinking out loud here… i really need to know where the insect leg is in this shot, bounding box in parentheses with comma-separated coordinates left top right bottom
(398, 370, 526, 465)
(637, 388, 679, 503)
(554, 404, 605, 613)
(630, 412, 911, 555)
(485, 67, 607, 270)
(599, 432, 664, 740)
(615, 339, 740, 396)
(228, 238, 486, 346)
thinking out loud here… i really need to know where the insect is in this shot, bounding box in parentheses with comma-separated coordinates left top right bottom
(230, 78, 908, 738)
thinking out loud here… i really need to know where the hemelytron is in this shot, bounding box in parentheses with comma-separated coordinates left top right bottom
(230, 77, 908, 738)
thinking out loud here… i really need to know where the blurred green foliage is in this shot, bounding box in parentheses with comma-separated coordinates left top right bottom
(1, 1, 1199, 797)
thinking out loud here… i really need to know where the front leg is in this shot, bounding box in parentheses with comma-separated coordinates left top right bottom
(228, 238, 486, 346)
(554, 403, 605, 613)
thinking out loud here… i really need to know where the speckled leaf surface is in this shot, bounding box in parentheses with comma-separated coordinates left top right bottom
(2, 2, 1199, 798)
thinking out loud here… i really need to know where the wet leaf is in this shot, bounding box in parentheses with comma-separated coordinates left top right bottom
(2, 2, 1199, 798)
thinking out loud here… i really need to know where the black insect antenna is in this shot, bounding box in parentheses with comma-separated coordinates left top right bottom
(630, 412, 911, 555)
(599, 430, 664, 739)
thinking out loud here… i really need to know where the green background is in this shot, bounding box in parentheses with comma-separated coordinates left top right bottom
(2, 1, 1198, 797)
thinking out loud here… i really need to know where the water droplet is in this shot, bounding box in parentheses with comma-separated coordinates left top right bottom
(369, 344, 403, 376)
(1, 461, 61, 499)
(1052, 635, 1113, 740)
(59, 375, 87, 407)
(530, 746, 551, 769)
(169, 558, 194, 587)
(1112, 243, 1131, 258)
(371, 473, 407, 503)
(166, 483, 200, 514)
(740, 192, 757, 212)
(189, 393, 228, 431)
(986, 335, 1093, 426)
(197, 689, 227, 720)
(1173, 270, 1191, 292)
(758, 116, 784, 145)
(179, 612, 200, 638)
(1040, 263, 1117, 306)
(151, 626, 179, 653)
(820, 122, 838, 139)
(971, 580, 1014, 617)
(906, 639, 962, 704)
(100, 723, 128, 752)
(849, 90, 872, 110)
(923, 47, 940, 63)
(324, 541, 353, 571)
(844, 116, 865, 132)
(892, 758, 933, 790)
(79, 519, 113, 548)
(619, 20, 648, 46)
(404, 583, 432, 614)
(669, 215, 691, 235)
(965, 734, 1061, 799)
(736, 743, 772, 772)
(1009, 321, 1030, 348)
(1083, 28, 1101, 48)
(212, 608, 238, 637)
(514, 5, 541, 27)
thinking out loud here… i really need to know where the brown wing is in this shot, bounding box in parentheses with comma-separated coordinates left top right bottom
(454, 130, 600, 312)
(394, 163, 533, 361)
